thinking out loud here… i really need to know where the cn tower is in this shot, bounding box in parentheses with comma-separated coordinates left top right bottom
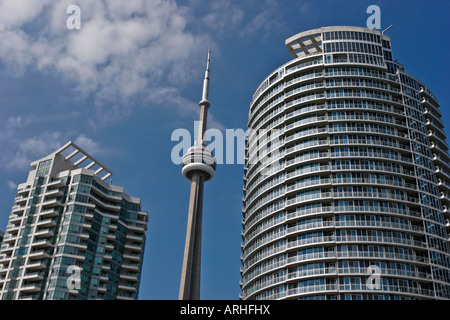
(179, 48, 216, 300)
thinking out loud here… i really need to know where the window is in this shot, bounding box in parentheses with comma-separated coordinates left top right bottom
(14, 247, 28, 256)
(94, 256, 103, 265)
(72, 174, 93, 184)
(37, 160, 52, 176)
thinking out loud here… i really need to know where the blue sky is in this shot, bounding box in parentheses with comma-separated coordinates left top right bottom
(0, 0, 448, 300)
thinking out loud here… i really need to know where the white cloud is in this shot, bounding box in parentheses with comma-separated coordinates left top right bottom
(300, 2, 310, 14)
(74, 134, 99, 155)
(6, 116, 32, 129)
(9, 131, 65, 169)
(145, 85, 225, 131)
(0, 0, 288, 133)
(0, 0, 52, 29)
(202, 0, 244, 35)
(0, 0, 292, 142)
(0, 0, 214, 122)
(0, 127, 102, 170)
(238, 0, 285, 39)
(6, 180, 17, 191)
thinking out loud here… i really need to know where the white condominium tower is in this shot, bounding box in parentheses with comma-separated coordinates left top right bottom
(0, 142, 148, 300)
(240, 26, 450, 300)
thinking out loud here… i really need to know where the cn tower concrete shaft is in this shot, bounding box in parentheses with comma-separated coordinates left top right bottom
(179, 49, 214, 300)
(179, 166, 205, 300)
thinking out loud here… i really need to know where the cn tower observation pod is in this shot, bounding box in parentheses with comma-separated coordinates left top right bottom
(181, 143, 216, 182)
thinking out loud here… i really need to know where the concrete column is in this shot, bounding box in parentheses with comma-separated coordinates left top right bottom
(179, 172, 205, 300)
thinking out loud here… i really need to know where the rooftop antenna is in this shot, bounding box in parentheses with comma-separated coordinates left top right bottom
(382, 24, 394, 35)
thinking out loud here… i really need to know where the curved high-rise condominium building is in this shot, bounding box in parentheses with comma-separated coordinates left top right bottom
(240, 26, 450, 300)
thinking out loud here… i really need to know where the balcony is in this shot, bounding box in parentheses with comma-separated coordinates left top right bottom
(435, 166, 450, 180)
(90, 184, 122, 203)
(1, 244, 14, 255)
(336, 250, 429, 265)
(286, 192, 332, 206)
(137, 211, 148, 221)
(0, 266, 8, 275)
(41, 199, 63, 209)
(285, 104, 327, 120)
(281, 284, 434, 299)
(103, 254, 113, 261)
(125, 234, 144, 243)
(428, 132, 449, 151)
(11, 205, 26, 214)
(26, 261, 47, 270)
(424, 106, 444, 128)
(44, 189, 64, 199)
(36, 218, 57, 228)
(441, 193, 450, 204)
(116, 295, 135, 301)
(9, 214, 22, 225)
(22, 271, 45, 281)
(126, 223, 147, 234)
(119, 273, 138, 282)
(31, 239, 53, 249)
(118, 284, 137, 293)
(14, 196, 27, 205)
(101, 265, 111, 271)
(47, 179, 65, 188)
(89, 194, 120, 212)
(28, 249, 51, 260)
(20, 284, 41, 293)
(431, 142, 450, 160)
(17, 185, 31, 196)
(286, 235, 336, 249)
(97, 286, 107, 293)
(122, 253, 141, 262)
(287, 221, 335, 234)
(419, 86, 438, 104)
(285, 83, 325, 99)
(2, 234, 16, 245)
(121, 263, 140, 272)
(335, 235, 427, 249)
(124, 243, 142, 253)
(286, 165, 331, 180)
(18, 293, 40, 300)
(79, 232, 90, 239)
(39, 208, 58, 218)
(6, 224, 20, 235)
(34, 228, 54, 239)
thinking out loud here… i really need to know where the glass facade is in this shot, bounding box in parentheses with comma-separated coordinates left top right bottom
(240, 27, 450, 300)
(0, 146, 148, 300)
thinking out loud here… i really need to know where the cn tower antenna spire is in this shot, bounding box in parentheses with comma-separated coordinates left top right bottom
(201, 48, 211, 103)
(196, 48, 212, 145)
(179, 48, 217, 300)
